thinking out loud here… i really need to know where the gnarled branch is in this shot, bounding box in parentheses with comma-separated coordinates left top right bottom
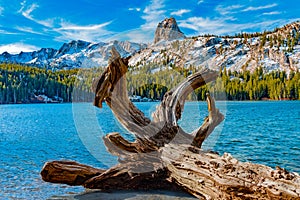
(93, 48, 222, 153)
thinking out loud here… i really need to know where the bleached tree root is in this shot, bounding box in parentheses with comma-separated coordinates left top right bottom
(41, 48, 300, 199)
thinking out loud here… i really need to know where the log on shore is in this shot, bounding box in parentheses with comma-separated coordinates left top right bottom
(41, 47, 300, 199)
(42, 148, 300, 199)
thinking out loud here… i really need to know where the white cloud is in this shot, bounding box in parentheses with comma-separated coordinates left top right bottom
(170, 9, 191, 17)
(0, 43, 39, 54)
(55, 21, 114, 42)
(262, 11, 281, 16)
(242, 3, 277, 12)
(128, 7, 141, 12)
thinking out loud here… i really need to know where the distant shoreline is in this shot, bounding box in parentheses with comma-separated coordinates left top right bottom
(1, 99, 299, 105)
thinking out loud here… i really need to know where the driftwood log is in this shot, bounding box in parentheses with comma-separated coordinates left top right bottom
(41, 48, 300, 199)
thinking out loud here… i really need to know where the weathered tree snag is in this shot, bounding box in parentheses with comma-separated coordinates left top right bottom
(41, 161, 105, 186)
(41, 48, 300, 199)
(162, 144, 300, 199)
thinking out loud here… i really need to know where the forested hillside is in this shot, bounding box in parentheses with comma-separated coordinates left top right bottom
(0, 64, 101, 104)
(0, 63, 299, 104)
(202, 67, 300, 101)
(127, 64, 300, 101)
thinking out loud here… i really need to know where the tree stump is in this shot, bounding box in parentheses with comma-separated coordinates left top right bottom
(41, 48, 300, 199)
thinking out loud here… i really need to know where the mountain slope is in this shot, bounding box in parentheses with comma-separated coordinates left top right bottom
(0, 19, 299, 73)
(0, 40, 146, 69)
(130, 21, 300, 74)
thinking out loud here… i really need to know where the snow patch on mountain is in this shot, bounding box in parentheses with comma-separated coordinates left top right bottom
(0, 40, 146, 69)
(0, 20, 299, 74)
(129, 21, 300, 74)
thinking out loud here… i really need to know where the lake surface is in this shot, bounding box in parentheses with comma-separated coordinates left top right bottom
(0, 101, 299, 199)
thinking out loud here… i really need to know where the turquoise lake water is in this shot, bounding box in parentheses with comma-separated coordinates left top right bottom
(0, 101, 299, 199)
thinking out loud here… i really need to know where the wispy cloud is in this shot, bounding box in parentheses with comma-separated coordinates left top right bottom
(216, 3, 278, 17)
(171, 9, 191, 17)
(0, 29, 19, 35)
(110, 28, 154, 44)
(18, 1, 38, 20)
(141, 0, 166, 29)
(216, 4, 243, 15)
(18, 0, 26, 13)
(18, 1, 53, 27)
(117, 0, 166, 43)
(16, 1, 115, 43)
(15, 26, 45, 35)
(22, 3, 39, 19)
(14, 0, 166, 44)
(262, 11, 281, 16)
(0, 6, 4, 16)
(197, 0, 204, 5)
(0, 43, 39, 54)
(242, 3, 277, 12)
(15, 0, 163, 44)
(179, 17, 226, 34)
(178, 17, 288, 36)
(57, 22, 112, 31)
(128, 7, 141, 12)
(55, 21, 114, 42)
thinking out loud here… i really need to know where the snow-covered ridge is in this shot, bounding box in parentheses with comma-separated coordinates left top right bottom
(129, 21, 300, 74)
(0, 21, 299, 73)
(0, 40, 146, 69)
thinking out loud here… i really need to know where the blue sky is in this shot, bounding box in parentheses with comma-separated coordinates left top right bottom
(0, 0, 299, 54)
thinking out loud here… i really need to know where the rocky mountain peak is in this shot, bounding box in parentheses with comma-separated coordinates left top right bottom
(154, 17, 185, 44)
(55, 40, 91, 57)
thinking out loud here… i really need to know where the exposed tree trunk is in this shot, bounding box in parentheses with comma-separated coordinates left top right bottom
(41, 48, 300, 199)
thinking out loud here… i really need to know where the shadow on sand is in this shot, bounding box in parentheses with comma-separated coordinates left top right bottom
(50, 190, 198, 200)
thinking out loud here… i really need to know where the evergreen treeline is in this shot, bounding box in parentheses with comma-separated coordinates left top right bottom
(0, 63, 81, 104)
(205, 67, 300, 101)
(127, 64, 300, 101)
(72, 67, 104, 102)
(126, 64, 190, 100)
(1, 63, 300, 104)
